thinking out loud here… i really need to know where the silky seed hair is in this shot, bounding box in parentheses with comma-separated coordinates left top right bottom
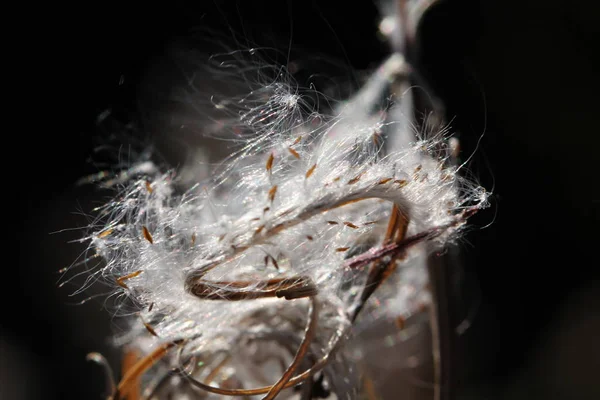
(68, 2, 489, 398)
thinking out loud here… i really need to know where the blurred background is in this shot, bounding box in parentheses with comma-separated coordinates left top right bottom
(10, 0, 599, 399)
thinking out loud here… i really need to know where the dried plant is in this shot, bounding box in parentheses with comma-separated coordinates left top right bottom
(64, 1, 489, 399)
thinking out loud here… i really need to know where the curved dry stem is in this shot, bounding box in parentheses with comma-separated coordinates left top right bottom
(188, 275, 318, 301)
(183, 190, 411, 308)
(112, 340, 182, 400)
(262, 297, 319, 400)
(182, 315, 347, 397)
(144, 327, 303, 398)
(86, 352, 116, 397)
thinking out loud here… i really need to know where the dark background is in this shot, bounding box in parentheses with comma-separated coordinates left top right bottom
(10, 0, 599, 399)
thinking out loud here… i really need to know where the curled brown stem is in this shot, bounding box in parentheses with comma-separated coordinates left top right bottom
(181, 313, 347, 397)
(86, 352, 116, 398)
(112, 340, 182, 400)
(187, 275, 318, 301)
(262, 297, 318, 400)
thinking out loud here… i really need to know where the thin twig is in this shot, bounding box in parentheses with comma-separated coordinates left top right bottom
(112, 341, 182, 400)
(262, 297, 319, 400)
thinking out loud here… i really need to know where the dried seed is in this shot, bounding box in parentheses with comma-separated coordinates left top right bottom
(142, 226, 153, 244)
(270, 256, 279, 270)
(98, 229, 114, 238)
(116, 270, 143, 289)
(268, 185, 278, 202)
(266, 153, 274, 172)
(143, 321, 158, 337)
(347, 173, 364, 185)
(264, 254, 279, 270)
(288, 147, 300, 159)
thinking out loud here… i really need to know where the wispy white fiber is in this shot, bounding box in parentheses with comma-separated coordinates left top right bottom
(71, 6, 488, 398)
